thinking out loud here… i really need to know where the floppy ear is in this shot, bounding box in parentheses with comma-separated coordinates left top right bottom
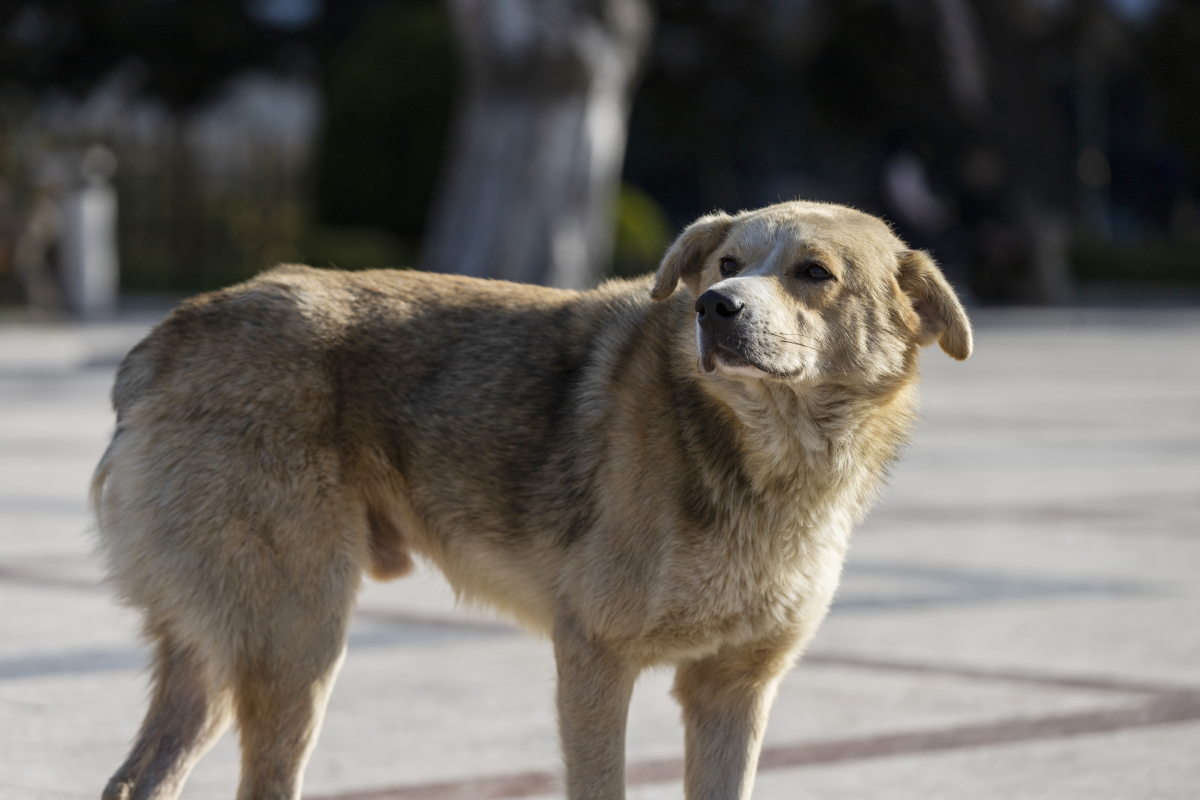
(896, 249, 973, 360)
(650, 212, 735, 300)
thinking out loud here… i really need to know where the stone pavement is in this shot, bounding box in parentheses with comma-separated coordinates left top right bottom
(1, 306, 1198, 800)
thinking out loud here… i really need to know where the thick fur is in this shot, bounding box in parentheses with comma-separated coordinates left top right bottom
(92, 200, 971, 800)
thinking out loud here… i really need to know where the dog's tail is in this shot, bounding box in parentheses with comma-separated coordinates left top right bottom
(89, 430, 119, 533)
(111, 330, 163, 421)
(92, 330, 161, 533)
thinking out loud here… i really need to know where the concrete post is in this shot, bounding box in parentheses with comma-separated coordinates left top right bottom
(61, 147, 119, 319)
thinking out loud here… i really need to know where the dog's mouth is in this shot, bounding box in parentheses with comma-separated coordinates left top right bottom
(702, 345, 775, 378)
(700, 342, 805, 381)
(697, 323, 806, 380)
(705, 346, 750, 372)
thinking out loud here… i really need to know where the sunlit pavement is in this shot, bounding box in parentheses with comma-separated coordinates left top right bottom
(2, 306, 1199, 800)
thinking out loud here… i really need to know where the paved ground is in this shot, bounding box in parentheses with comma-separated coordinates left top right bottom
(1, 305, 1198, 800)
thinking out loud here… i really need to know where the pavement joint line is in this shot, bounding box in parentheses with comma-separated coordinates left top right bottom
(831, 559, 1148, 613)
(7, 636, 1197, 702)
(799, 653, 1197, 696)
(0, 438, 111, 457)
(306, 692, 1200, 800)
(0, 647, 145, 681)
(0, 495, 92, 515)
(0, 618, 515, 682)
(868, 497, 1200, 525)
(0, 781, 87, 799)
(0, 555, 1151, 611)
(354, 608, 520, 636)
(0, 564, 102, 592)
(0, 363, 122, 381)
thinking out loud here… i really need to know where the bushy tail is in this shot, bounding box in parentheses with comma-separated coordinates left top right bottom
(93, 320, 164, 532)
(90, 432, 117, 532)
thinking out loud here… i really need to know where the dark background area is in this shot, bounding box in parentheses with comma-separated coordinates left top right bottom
(1, 0, 1198, 305)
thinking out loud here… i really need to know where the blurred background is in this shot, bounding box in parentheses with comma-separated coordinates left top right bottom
(0, 0, 1198, 312)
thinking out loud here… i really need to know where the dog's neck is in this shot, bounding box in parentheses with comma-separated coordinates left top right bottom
(698, 370, 919, 508)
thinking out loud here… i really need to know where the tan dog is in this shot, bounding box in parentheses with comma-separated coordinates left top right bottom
(92, 200, 970, 800)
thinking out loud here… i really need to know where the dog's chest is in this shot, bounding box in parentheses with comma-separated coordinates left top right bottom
(643, 496, 854, 654)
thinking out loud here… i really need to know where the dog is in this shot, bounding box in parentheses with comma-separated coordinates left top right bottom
(92, 200, 971, 800)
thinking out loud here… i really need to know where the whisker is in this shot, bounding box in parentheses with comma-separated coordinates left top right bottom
(776, 337, 818, 351)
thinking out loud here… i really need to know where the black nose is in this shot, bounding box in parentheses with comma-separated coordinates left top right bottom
(695, 289, 744, 323)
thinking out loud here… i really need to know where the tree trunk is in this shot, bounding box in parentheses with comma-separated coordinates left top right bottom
(421, 0, 652, 288)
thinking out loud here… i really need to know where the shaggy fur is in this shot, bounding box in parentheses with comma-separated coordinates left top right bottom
(92, 200, 971, 800)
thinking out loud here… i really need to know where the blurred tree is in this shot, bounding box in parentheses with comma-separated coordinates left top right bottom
(420, 0, 653, 288)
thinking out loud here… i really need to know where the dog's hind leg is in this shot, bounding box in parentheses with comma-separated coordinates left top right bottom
(230, 565, 357, 800)
(103, 631, 232, 800)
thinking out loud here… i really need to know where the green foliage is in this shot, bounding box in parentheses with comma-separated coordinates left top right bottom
(610, 184, 672, 279)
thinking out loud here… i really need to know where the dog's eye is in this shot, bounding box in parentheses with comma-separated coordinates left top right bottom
(800, 263, 833, 281)
(719, 257, 739, 278)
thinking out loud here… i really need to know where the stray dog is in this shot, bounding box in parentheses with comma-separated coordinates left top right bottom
(93, 201, 971, 800)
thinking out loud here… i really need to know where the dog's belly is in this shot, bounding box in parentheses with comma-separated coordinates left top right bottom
(411, 512, 566, 633)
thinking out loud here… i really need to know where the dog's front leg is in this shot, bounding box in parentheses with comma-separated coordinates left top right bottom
(553, 610, 638, 800)
(673, 640, 797, 800)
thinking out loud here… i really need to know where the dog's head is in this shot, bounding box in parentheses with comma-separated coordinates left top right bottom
(651, 201, 971, 391)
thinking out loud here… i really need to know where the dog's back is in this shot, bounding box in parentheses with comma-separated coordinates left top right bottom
(94, 264, 640, 618)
